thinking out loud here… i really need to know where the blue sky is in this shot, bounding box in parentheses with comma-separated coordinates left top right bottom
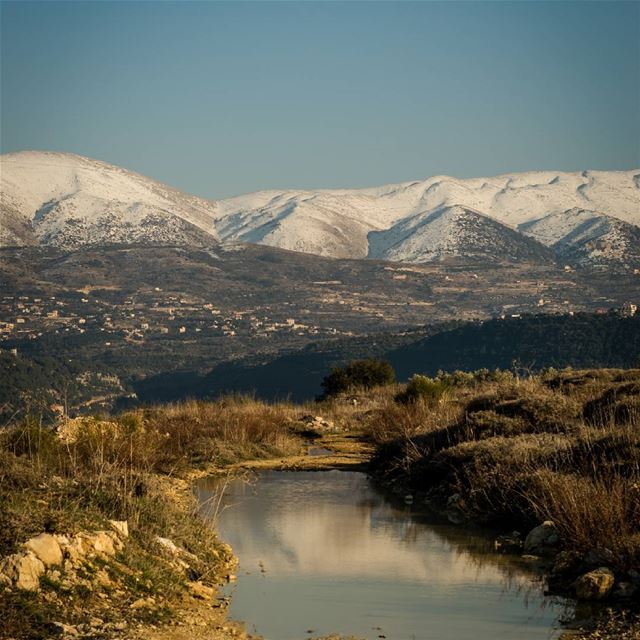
(1, 1, 639, 198)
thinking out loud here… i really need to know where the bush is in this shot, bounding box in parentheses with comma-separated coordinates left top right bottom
(395, 375, 448, 406)
(320, 359, 395, 398)
(431, 368, 515, 388)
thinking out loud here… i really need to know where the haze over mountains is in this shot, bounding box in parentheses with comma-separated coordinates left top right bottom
(1, 150, 639, 270)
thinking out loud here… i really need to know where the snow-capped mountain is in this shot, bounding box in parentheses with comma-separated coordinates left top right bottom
(368, 205, 555, 264)
(210, 171, 640, 267)
(521, 208, 640, 269)
(0, 151, 219, 249)
(1, 151, 638, 268)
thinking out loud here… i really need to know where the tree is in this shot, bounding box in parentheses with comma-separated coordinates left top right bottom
(320, 359, 395, 398)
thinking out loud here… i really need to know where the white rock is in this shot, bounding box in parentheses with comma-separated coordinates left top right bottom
(0, 552, 45, 590)
(23, 533, 63, 567)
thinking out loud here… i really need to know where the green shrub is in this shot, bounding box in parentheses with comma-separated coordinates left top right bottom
(395, 375, 448, 406)
(320, 359, 395, 398)
(434, 368, 515, 387)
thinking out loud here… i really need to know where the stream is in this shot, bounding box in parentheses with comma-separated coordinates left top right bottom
(196, 470, 572, 640)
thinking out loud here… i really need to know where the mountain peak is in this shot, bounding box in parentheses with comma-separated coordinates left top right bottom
(1, 151, 638, 269)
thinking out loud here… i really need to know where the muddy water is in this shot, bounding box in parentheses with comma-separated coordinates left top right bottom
(197, 470, 570, 640)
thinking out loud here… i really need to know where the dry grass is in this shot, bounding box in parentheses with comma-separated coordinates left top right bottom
(0, 395, 306, 553)
(0, 395, 307, 638)
(136, 396, 302, 469)
(369, 368, 640, 569)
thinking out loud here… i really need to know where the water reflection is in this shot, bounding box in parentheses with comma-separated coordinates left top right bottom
(197, 470, 570, 640)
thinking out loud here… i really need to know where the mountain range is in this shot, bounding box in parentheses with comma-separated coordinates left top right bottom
(1, 150, 639, 270)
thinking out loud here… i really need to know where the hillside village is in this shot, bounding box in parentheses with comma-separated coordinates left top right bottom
(0, 291, 350, 345)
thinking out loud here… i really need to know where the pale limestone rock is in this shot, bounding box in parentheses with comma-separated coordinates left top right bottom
(0, 552, 45, 590)
(188, 581, 216, 600)
(154, 536, 196, 561)
(87, 531, 118, 556)
(23, 533, 63, 567)
(575, 567, 615, 600)
(155, 536, 181, 554)
(60, 535, 91, 562)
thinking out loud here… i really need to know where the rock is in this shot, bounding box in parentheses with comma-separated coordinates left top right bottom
(299, 415, 335, 431)
(551, 550, 582, 576)
(155, 536, 198, 562)
(0, 552, 45, 590)
(84, 531, 118, 556)
(575, 567, 615, 600)
(446, 493, 461, 508)
(188, 581, 216, 600)
(109, 520, 129, 538)
(582, 548, 616, 569)
(494, 531, 523, 554)
(155, 536, 181, 554)
(23, 533, 63, 567)
(521, 554, 543, 562)
(613, 581, 636, 599)
(59, 536, 90, 562)
(445, 493, 466, 524)
(523, 521, 560, 556)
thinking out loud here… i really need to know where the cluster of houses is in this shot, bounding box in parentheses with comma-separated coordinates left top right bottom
(0, 290, 346, 348)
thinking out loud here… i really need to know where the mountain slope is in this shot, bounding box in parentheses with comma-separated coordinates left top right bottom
(368, 205, 555, 264)
(210, 170, 640, 266)
(2, 151, 638, 267)
(520, 208, 640, 270)
(0, 151, 220, 249)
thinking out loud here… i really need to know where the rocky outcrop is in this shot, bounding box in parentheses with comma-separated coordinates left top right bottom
(109, 519, 129, 538)
(0, 521, 129, 591)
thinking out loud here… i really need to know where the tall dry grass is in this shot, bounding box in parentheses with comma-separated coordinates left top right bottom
(369, 368, 640, 567)
(137, 396, 301, 467)
(0, 395, 305, 558)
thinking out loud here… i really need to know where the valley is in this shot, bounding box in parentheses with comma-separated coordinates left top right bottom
(1, 242, 638, 416)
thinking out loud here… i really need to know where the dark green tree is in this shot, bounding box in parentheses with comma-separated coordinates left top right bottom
(320, 359, 395, 398)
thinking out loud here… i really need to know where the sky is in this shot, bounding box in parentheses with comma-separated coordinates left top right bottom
(1, 1, 639, 199)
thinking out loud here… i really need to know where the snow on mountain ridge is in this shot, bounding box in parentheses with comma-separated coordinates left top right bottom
(1, 151, 638, 267)
(368, 205, 555, 264)
(1, 150, 220, 248)
(521, 208, 640, 269)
